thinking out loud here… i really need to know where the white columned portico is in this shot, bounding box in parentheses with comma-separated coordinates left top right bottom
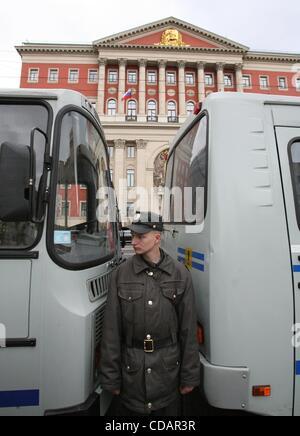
(159, 60, 167, 120)
(197, 61, 206, 102)
(217, 63, 225, 93)
(138, 59, 147, 119)
(118, 59, 127, 115)
(235, 64, 244, 93)
(97, 58, 107, 116)
(178, 60, 186, 117)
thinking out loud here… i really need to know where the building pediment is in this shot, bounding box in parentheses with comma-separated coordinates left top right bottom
(93, 17, 249, 52)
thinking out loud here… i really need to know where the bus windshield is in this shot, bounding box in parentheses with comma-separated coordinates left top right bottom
(51, 111, 116, 268)
(0, 103, 48, 249)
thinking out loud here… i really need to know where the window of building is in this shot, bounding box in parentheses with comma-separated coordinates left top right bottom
(186, 101, 195, 116)
(186, 73, 195, 86)
(80, 202, 87, 218)
(127, 202, 135, 218)
(108, 70, 118, 83)
(147, 71, 157, 84)
(128, 71, 137, 84)
(167, 72, 176, 85)
(205, 74, 214, 86)
(260, 76, 269, 89)
(127, 169, 135, 188)
(224, 74, 233, 87)
(278, 77, 288, 90)
(242, 75, 252, 88)
(168, 101, 177, 118)
(28, 69, 39, 83)
(147, 100, 157, 121)
(68, 69, 79, 83)
(127, 100, 137, 117)
(127, 146, 136, 158)
(48, 69, 59, 83)
(88, 69, 98, 83)
(107, 99, 117, 116)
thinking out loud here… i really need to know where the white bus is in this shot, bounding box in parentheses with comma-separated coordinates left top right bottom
(0, 89, 120, 416)
(162, 92, 300, 416)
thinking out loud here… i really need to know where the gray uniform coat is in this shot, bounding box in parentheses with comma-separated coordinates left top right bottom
(99, 251, 200, 414)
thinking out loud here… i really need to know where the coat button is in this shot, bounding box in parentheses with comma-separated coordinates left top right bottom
(127, 366, 131, 371)
(148, 300, 153, 306)
(146, 335, 151, 340)
(148, 403, 152, 410)
(147, 368, 152, 374)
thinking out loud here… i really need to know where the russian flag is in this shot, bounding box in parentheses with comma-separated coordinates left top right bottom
(122, 89, 132, 101)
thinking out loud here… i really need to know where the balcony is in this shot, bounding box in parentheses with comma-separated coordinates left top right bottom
(125, 115, 137, 122)
(147, 116, 158, 123)
(168, 116, 179, 123)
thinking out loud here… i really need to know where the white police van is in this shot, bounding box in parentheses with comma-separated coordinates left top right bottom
(162, 92, 300, 416)
(0, 89, 120, 415)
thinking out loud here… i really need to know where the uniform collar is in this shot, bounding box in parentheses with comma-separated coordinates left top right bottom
(133, 250, 173, 276)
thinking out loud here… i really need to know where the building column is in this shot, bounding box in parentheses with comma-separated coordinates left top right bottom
(97, 58, 107, 116)
(235, 63, 244, 93)
(197, 61, 206, 102)
(136, 140, 148, 211)
(178, 60, 186, 117)
(139, 59, 147, 116)
(118, 59, 127, 115)
(159, 60, 167, 117)
(217, 63, 225, 93)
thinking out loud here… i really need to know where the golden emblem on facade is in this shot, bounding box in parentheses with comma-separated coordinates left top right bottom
(156, 29, 190, 47)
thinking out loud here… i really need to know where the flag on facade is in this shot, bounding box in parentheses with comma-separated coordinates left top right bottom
(122, 89, 133, 101)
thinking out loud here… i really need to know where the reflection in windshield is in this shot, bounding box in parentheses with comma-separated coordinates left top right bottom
(53, 111, 115, 266)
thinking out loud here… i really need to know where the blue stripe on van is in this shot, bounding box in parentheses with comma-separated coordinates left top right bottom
(293, 266, 300, 273)
(193, 252, 205, 261)
(192, 262, 205, 272)
(296, 362, 300, 376)
(0, 390, 39, 408)
(178, 248, 185, 255)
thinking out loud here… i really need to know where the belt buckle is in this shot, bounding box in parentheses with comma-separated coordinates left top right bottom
(144, 339, 154, 353)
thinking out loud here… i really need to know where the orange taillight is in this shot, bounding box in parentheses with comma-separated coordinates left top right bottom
(252, 386, 271, 397)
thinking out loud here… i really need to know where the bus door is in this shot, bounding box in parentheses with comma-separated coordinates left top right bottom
(0, 101, 49, 412)
(275, 124, 300, 416)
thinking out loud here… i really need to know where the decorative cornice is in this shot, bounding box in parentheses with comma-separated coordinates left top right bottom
(114, 139, 126, 149)
(15, 43, 95, 55)
(136, 139, 148, 149)
(96, 43, 246, 54)
(245, 51, 300, 63)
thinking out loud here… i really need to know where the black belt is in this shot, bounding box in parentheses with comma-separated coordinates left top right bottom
(127, 337, 176, 353)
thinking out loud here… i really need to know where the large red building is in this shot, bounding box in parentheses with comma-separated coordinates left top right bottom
(16, 17, 300, 218)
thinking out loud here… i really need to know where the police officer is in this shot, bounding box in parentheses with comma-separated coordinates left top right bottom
(99, 212, 200, 416)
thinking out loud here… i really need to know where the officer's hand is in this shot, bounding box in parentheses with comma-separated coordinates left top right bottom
(112, 390, 121, 396)
(180, 386, 194, 395)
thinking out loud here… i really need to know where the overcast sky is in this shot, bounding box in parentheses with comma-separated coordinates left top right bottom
(1, 0, 300, 88)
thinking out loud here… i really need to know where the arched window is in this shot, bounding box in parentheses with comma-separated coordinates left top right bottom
(147, 100, 157, 121)
(107, 99, 117, 116)
(127, 100, 137, 117)
(186, 101, 195, 116)
(167, 101, 177, 122)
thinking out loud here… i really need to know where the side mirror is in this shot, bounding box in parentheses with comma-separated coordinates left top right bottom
(0, 142, 32, 222)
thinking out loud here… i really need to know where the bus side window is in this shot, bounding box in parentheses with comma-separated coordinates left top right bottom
(167, 115, 208, 224)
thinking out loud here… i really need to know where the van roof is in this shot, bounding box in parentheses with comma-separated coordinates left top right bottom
(169, 92, 300, 153)
(0, 88, 82, 100)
